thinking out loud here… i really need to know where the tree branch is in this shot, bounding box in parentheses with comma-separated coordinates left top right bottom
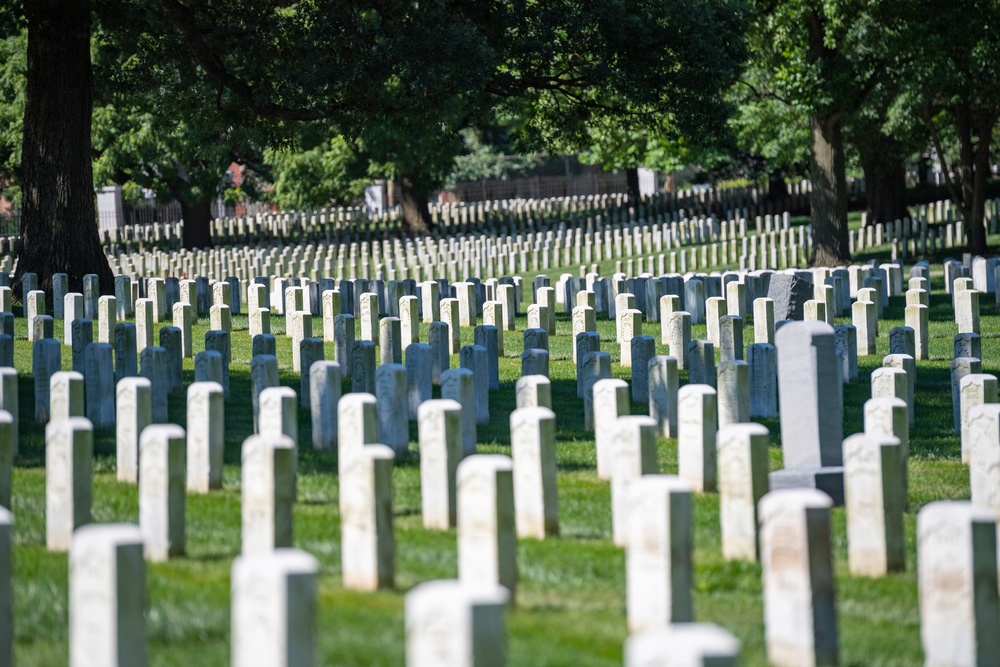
(923, 104, 963, 211)
(736, 77, 795, 107)
(159, 0, 324, 122)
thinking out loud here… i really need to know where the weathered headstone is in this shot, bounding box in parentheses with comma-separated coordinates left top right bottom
(882, 353, 916, 426)
(624, 624, 740, 667)
(629, 336, 656, 403)
(457, 455, 517, 599)
(759, 488, 838, 667)
(843, 433, 905, 577)
(139, 424, 186, 561)
(611, 416, 659, 546)
(514, 374, 552, 409)
(69, 524, 146, 667)
(241, 434, 295, 555)
(575, 331, 602, 398)
(337, 392, 378, 461)
(716, 360, 749, 428)
(83, 343, 115, 429)
(376, 363, 409, 454)
(687, 340, 716, 388)
(767, 273, 812, 321)
(460, 344, 490, 424)
(419, 399, 463, 530)
(626, 475, 693, 631)
(668, 311, 692, 370)
(204, 330, 231, 398)
(442, 368, 477, 456)
(295, 337, 323, 408)
(140, 346, 169, 423)
(231, 549, 318, 667)
(718, 423, 769, 561)
(772, 321, 844, 503)
(158, 326, 183, 394)
(853, 299, 877, 356)
(405, 580, 508, 667)
(46, 417, 93, 551)
(678, 384, 718, 493)
(952, 356, 983, 431)
(648, 355, 678, 438)
(510, 406, 559, 539)
(960, 374, 999, 464)
(351, 339, 377, 393)
(593, 378, 630, 480)
(114, 322, 138, 382)
(116, 377, 151, 483)
(187, 381, 224, 492)
(50, 370, 85, 424)
(863, 397, 910, 501)
(70, 318, 92, 374)
(309, 361, 341, 451)
(33, 338, 61, 424)
(918, 501, 1000, 667)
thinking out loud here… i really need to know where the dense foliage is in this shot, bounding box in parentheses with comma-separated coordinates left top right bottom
(0, 0, 998, 266)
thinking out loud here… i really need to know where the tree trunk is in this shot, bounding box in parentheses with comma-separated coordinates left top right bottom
(15, 0, 114, 298)
(625, 167, 641, 201)
(953, 106, 993, 256)
(765, 174, 787, 205)
(916, 155, 932, 188)
(181, 198, 214, 250)
(399, 177, 434, 235)
(965, 116, 992, 256)
(967, 167, 988, 256)
(809, 114, 851, 266)
(858, 145, 908, 226)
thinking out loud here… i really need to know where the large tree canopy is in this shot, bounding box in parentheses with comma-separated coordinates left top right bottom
(4, 0, 750, 281)
(891, 0, 1000, 254)
(744, 0, 898, 265)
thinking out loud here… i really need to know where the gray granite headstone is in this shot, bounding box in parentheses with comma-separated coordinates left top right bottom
(767, 273, 812, 321)
(771, 321, 844, 504)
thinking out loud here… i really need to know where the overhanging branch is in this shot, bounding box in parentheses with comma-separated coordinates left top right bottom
(159, 0, 324, 122)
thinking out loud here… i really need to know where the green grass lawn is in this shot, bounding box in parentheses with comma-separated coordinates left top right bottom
(5, 246, 996, 666)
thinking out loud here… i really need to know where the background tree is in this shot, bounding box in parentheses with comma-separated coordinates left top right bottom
(848, 121, 909, 225)
(91, 105, 259, 250)
(728, 65, 812, 201)
(9, 0, 115, 295)
(893, 0, 1000, 254)
(94, 4, 281, 249)
(7, 0, 748, 281)
(746, 0, 897, 265)
(263, 132, 369, 211)
(352, 106, 469, 233)
(446, 128, 543, 186)
(498, 0, 747, 204)
(0, 29, 25, 208)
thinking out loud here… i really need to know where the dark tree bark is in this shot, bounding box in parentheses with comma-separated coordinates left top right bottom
(625, 166, 641, 201)
(929, 104, 996, 257)
(955, 107, 994, 256)
(767, 174, 786, 200)
(399, 177, 434, 235)
(15, 0, 115, 298)
(765, 173, 787, 205)
(809, 114, 851, 266)
(916, 155, 933, 188)
(181, 198, 214, 250)
(858, 141, 908, 226)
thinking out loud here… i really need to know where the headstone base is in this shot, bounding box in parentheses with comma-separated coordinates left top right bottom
(768, 467, 844, 506)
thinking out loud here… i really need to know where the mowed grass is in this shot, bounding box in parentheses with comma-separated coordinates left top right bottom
(5, 258, 995, 666)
